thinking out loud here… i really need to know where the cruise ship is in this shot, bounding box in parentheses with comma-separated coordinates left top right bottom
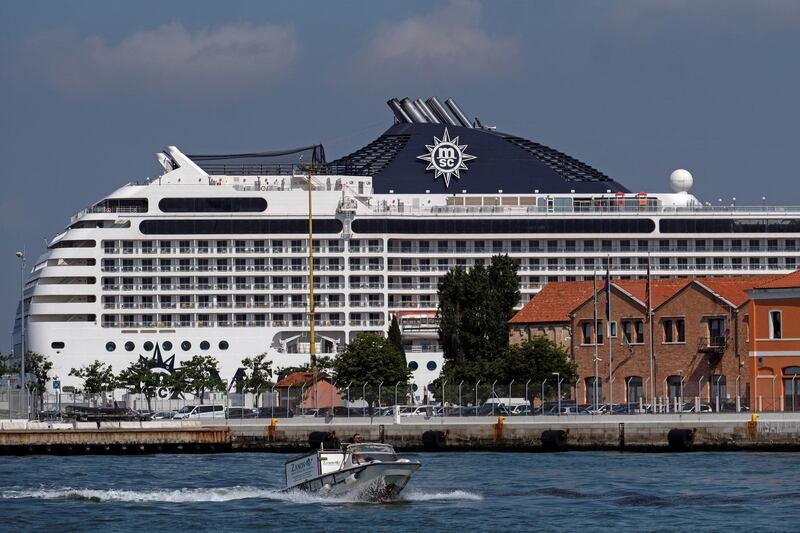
(12, 97, 800, 395)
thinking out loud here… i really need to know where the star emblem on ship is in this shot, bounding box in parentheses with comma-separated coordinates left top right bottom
(417, 128, 476, 188)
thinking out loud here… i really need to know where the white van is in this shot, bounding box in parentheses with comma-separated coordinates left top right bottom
(172, 404, 226, 419)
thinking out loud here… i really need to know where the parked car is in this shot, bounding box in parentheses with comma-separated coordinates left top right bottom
(150, 410, 177, 420)
(226, 407, 259, 419)
(172, 404, 226, 419)
(681, 402, 713, 413)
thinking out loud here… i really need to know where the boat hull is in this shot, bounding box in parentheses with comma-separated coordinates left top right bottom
(288, 461, 421, 501)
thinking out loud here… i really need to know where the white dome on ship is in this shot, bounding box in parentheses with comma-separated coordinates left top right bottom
(670, 169, 693, 193)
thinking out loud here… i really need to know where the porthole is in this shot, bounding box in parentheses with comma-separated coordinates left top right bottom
(200, 340, 210, 350)
(51, 341, 65, 349)
(412, 384, 419, 392)
(143, 341, 154, 351)
(162, 341, 173, 351)
(105, 342, 116, 352)
(181, 341, 191, 351)
(219, 340, 229, 350)
(408, 361, 419, 370)
(124, 341, 135, 352)
(426, 361, 437, 371)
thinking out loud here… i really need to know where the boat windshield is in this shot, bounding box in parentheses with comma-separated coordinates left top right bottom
(350, 444, 397, 464)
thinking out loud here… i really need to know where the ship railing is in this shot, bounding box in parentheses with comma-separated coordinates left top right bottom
(366, 203, 800, 217)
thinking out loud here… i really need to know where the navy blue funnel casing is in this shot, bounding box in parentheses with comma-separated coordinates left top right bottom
(329, 122, 629, 195)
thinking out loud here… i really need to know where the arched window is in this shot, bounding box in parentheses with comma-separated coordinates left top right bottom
(667, 375, 683, 399)
(585, 376, 602, 405)
(783, 367, 800, 412)
(626, 376, 643, 404)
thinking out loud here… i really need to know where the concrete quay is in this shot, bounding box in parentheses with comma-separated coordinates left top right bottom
(2, 414, 800, 454)
(213, 412, 800, 453)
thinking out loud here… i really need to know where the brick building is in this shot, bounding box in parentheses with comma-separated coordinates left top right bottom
(510, 275, 776, 406)
(748, 271, 800, 411)
(508, 281, 594, 348)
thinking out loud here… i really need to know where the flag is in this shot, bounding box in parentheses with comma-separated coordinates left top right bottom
(603, 256, 611, 321)
(645, 253, 652, 324)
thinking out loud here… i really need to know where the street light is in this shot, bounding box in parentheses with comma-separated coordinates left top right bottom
(16, 250, 29, 418)
(552, 372, 562, 415)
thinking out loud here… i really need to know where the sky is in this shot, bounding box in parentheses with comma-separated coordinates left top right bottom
(1, 0, 799, 349)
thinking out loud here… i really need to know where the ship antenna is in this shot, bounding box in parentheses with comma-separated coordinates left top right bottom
(303, 156, 319, 411)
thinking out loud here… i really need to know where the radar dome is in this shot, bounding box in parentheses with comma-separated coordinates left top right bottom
(670, 169, 693, 193)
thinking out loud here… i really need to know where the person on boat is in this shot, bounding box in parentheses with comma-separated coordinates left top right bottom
(348, 433, 363, 444)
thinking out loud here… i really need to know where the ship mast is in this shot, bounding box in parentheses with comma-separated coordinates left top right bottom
(306, 160, 318, 411)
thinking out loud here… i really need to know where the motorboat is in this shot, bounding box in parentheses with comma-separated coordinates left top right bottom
(283, 442, 420, 500)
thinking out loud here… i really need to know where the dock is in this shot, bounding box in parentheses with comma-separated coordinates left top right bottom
(2, 413, 800, 455)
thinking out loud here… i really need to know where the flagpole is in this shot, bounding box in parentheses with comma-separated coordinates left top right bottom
(607, 255, 613, 407)
(647, 252, 655, 404)
(593, 267, 599, 411)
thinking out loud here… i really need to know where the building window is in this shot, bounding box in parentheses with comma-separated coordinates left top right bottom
(622, 320, 633, 344)
(667, 375, 683, 399)
(626, 376, 643, 404)
(635, 321, 644, 344)
(710, 375, 727, 401)
(582, 322, 592, 345)
(783, 367, 800, 412)
(770, 310, 782, 339)
(708, 318, 726, 346)
(608, 321, 617, 338)
(676, 319, 685, 343)
(663, 319, 673, 343)
(586, 377, 602, 404)
(596, 321, 604, 344)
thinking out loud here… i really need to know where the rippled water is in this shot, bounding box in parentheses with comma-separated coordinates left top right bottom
(1, 451, 797, 531)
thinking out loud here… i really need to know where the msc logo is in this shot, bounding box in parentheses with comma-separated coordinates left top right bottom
(417, 128, 476, 188)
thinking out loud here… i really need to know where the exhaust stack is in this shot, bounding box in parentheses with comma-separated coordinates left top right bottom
(415, 99, 440, 123)
(387, 98, 412, 123)
(445, 98, 473, 128)
(426, 97, 458, 126)
(401, 98, 428, 123)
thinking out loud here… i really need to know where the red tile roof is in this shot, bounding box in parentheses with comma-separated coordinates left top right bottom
(751, 269, 800, 290)
(510, 275, 779, 325)
(696, 276, 779, 307)
(275, 371, 332, 388)
(509, 280, 595, 324)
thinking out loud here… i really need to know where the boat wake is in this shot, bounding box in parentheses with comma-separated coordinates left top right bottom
(1, 486, 482, 505)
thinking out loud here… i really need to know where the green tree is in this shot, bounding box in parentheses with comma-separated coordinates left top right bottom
(26, 352, 52, 409)
(69, 360, 118, 406)
(332, 333, 411, 407)
(437, 255, 519, 364)
(0, 353, 16, 376)
(169, 355, 224, 404)
(434, 337, 577, 404)
(240, 353, 274, 407)
(118, 358, 164, 411)
(387, 315, 405, 355)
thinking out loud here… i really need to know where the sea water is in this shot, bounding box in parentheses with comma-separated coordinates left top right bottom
(0, 451, 797, 531)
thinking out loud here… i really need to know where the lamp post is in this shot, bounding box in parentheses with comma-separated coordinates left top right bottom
(362, 382, 368, 416)
(458, 380, 464, 416)
(508, 379, 515, 415)
(491, 380, 498, 416)
(394, 381, 401, 408)
(525, 379, 532, 417)
(474, 380, 481, 416)
(345, 382, 352, 417)
(552, 372, 562, 415)
(377, 381, 384, 412)
(16, 250, 28, 418)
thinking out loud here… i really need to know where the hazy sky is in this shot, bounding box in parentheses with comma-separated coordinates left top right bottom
(1, 0, 799, 348)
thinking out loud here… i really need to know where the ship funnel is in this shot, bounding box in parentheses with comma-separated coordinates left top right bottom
(445, 98, 473, 128)
(427, 97, 458, 126)
(387, 98, 412, 123)
(401, 97, 428, 123)
(415, 98, 440, 124)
